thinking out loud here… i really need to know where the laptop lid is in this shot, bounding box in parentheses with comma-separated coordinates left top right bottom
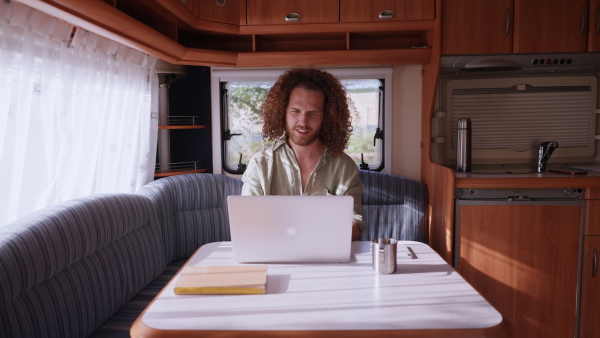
(227, 195, 354, 263)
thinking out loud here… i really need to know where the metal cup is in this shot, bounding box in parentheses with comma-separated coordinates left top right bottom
(372, 238, 397, 274)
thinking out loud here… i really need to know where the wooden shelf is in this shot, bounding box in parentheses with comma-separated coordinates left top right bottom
(237, 48, 432, 68)
(158, 125, 206, 130)
(158, 116, 205, 129)
(155, 161, 206, 177)
(154, 168, 207, 178)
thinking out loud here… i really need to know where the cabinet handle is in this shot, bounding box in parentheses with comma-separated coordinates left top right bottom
(505, 9, 511, 37)
(581, 7, 587, 36)
(593, 248, 598, 278)
(285, 12, 301, 22)
(215, 0, 226, 6)
(379, 10, 395, 20)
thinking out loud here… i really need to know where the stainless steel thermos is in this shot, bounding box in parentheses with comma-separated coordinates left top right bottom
(456, 118, 472, 172)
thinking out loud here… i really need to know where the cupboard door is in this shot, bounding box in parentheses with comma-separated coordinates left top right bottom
(340, 0, 374, 22)
(513, 0, 588, 53)
(457, 204, 581, 338)
(340, 0, 435, 23)
(585, 200, 600, 235)
(196, 0, 243, 25)
(247, 0, 339, 25)
(579, 236, 600, 337)
(589, 0, 600, 52)
(442, 0, 513, 55)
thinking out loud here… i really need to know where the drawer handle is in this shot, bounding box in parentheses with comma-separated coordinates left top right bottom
(215, 0, 226, 6)
(581, 7, 587, 36)
(505, 8, 511, 37)
(285, 12, 301, 22)
(597, 7, 600, 35)
(379, 10, 395, 20)
(593, 248, 598, 278)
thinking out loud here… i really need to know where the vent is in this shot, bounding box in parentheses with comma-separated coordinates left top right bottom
(460, 66, 522, 72)
(459, 59, 522, 72)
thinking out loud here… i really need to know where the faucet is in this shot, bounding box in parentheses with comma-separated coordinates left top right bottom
(537, 141, 559, 172)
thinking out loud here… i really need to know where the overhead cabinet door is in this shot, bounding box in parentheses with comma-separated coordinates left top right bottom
(341, 0, 435, 22)
(247, 0, 339, 25)
(442, 0, 513, 55)
(197, 0, 243, 25)
(513, 0, 589, 53)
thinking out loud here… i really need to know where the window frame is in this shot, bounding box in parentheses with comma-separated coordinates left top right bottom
(210, 67, 393, 175)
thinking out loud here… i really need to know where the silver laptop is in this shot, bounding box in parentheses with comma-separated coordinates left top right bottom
(227, 195, 354, 263)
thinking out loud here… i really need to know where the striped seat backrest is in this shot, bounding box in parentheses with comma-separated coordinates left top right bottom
(136, 173, 243, 262)
(0, 193, 164, 338)
(358, 170, 429, 243)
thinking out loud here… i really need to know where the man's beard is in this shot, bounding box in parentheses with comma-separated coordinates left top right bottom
(287, 124, 321, 146)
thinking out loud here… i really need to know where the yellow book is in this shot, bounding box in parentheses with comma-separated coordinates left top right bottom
(173, 265, 267, 295)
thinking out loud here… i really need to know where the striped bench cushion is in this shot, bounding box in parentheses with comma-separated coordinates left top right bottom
(90, 259, 186, 337)
(0, 194, 165, 338)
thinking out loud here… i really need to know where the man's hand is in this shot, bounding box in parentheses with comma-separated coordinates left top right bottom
(351, 222, 361, 241)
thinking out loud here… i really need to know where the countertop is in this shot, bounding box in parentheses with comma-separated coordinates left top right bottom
(451, 163, 600, 189)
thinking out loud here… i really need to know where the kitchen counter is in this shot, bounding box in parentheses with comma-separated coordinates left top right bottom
(452, 163, 600, 189)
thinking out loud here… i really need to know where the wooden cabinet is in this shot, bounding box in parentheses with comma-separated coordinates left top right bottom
(456, 203, 582, 338)
(513, 0, 588, 53)
(246, 0, 339, 25)
(584, 199, 600, 235)
(579, 235, 600, 337)
(49, 0, 439, 67)
(340, 0, 435, 23)
(589, 0, 600, 51)
(177, 0, 199, 17)
(442, 0, 590, 55)
(197, 0, 243, 25)
(579, 198, 600, 337)
(442, 0, 513, 55)
(177, 0, 243, 25)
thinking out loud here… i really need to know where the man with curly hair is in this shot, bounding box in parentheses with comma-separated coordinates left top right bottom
(241, 68, 366, 240)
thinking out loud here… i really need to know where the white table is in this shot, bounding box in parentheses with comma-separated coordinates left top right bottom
(131, 241, 506, 337)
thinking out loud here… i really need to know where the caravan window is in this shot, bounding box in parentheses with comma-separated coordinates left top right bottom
(212, 68, 391, 174)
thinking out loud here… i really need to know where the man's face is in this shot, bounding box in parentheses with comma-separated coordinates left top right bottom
(285, 87, 325, 147)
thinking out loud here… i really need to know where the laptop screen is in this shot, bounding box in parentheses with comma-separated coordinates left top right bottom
(227, 195, 354, 263)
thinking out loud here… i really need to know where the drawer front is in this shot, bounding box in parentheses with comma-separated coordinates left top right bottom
(341, 0, 436, 23)
(247, 0, 339, 25)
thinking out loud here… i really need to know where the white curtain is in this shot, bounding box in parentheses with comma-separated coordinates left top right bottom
(0, 2, 159, 227)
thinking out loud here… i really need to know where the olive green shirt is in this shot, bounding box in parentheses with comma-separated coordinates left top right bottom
(241, 140, 366, 232)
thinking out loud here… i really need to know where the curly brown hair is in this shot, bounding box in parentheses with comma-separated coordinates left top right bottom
(261, 68, 353, 157)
